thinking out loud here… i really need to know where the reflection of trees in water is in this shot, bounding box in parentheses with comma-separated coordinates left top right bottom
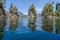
(9, 20, 18, 31)
(28, 18, 36, 32)
(55, 18, 60, 34)
(0, 17, 6, 29)
(0, 19, 6, 40)
(0, 28, 4, 40)
(42, 18, 53, 32)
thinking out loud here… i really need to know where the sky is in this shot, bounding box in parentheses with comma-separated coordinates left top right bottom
(5, 0, 60, 15)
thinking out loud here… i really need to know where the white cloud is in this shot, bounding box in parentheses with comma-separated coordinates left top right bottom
(36, 8, 43, 14)
(24, 13, 28, 15)
(24, 8, 43, 15)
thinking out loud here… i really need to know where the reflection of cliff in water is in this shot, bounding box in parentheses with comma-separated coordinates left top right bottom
(28, 17, 36, 32)
(55, 18, 60, 34)
(0, 29, 3, 40)
(9, 20, 18, 31)
(0, 18, 6, 40)
(42, 18, 53, 32)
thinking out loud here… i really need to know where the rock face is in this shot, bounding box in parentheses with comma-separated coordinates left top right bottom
(41, 3, 54, 19)
(7, 3, 19, 21)
(28, 4, 36, 32)
(28, 4, 36, 22)
(55, 3, 60, 16)
(56, 3, 60, 11)
(0, 0, 6, 40)
(0, 0, 6, 28)
(0, 0, 6, 19)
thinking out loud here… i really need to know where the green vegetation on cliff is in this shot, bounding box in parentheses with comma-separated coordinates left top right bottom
(41, 3, 54, 17)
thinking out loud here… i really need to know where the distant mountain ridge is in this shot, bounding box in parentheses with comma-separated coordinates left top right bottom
(5, 11, 41, 18)
(18, 11, 27, 18)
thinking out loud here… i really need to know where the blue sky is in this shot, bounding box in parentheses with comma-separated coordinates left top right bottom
(5, 0, 60, 15)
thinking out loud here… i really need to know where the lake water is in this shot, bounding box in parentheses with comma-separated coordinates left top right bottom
(0, 16, 60, 40)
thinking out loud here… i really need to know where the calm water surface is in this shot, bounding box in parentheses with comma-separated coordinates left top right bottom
(0, 16, 60, 40)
